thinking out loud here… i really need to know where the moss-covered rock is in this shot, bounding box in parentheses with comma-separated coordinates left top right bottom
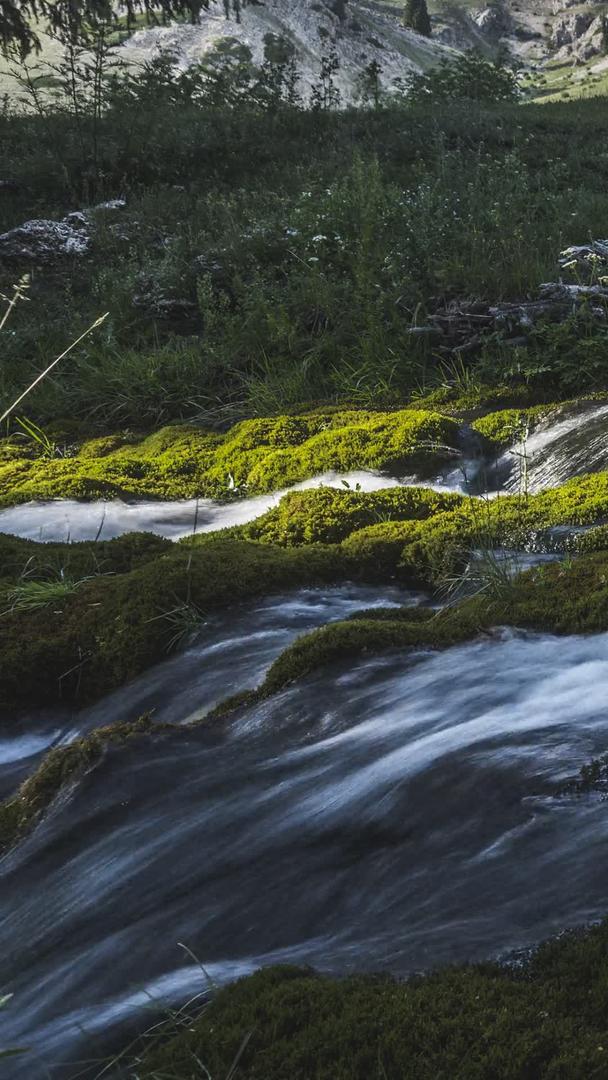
(0, 538, 348, 709)
(5, 469, 608, 708)
(0, 530, 171, 588)
(136, 922, 608, 1079)
(0, 408, 460, 507)
(0, 714, 161, 852)
(255, 552, 608, 696)
(239, 486, 462, 547)
(471, 405, 551, 447)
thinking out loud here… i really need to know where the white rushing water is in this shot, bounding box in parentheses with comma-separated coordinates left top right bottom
(497, 401, 608, 494)
(2, 628, 608, 1077)
(0, 467, 471, 542)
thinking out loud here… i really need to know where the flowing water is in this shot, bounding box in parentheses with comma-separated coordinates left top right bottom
(2, 630, 608, 1077)
(497, 401, 608, 494)
(4, 403, 608, 545)
(0, 466, 469, 543)
(0, 584, 417, 796)
(3, 406, 608, 1077)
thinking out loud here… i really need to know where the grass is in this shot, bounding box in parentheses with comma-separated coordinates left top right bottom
(5, 38, 608, 1080)
(4, 71, 608, 425)
(3, 575, 88, 611)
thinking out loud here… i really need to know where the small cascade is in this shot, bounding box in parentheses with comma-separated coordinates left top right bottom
(497, 402, 608, 494)
(2, 630, 608, 1077)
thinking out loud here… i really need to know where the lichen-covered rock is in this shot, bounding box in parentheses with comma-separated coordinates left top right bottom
(0, 198, 126, 264)
(0, 217, 91, 262)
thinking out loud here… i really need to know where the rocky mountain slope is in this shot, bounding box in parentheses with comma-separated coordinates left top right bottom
(119, 0, 608, 102)
(4, 0, 608, 106)
(119, 0, 456, 103)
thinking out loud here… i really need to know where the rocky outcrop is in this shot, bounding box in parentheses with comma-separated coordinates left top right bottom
(0, 199, 125, 264)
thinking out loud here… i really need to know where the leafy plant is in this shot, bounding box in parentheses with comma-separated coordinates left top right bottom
(14, 415, 59, 458)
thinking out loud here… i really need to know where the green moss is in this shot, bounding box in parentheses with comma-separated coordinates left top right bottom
(136, 922, 608, 1079)
(0, 714, 160, 852)
(240, 487, 462, 547)
(255, 553, 608, 696)
(409, 383, 537, 414)
(471, 405, 551, 447)
(0, 531, 172, 588)
(235, 471, 608, 588)
(0, 538, 349, 709)
(0, 409, 460, 507)
(5, 469, 608, 708)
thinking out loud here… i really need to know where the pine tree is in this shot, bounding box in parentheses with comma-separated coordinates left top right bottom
(403, 0, 431, 38)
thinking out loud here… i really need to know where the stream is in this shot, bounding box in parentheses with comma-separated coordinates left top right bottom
(2, 630, 608, 1077)
(2, 402, 608, 1077)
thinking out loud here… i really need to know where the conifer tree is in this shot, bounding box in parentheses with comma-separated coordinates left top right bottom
(403, 0, 431, 38)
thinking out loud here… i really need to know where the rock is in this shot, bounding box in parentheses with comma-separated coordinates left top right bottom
(0, 218, 91, 263)
(552, 11, 595, 49)
(560, 241, 608, 263)
(474, 3, 511, 41)
(0, 199, 126, 264)
(132, 289, 197, 319)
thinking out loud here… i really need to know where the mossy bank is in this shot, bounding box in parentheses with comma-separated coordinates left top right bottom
(135, 923, 608, 1079)
(0, 408, 460, 507)
(5, 468, 608, 709)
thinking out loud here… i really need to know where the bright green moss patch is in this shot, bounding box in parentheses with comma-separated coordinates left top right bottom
(0, 714, 161, 853)
(137, 923, 608, 1079)
(0, 409, 461, 508)
(471, 405, 552, 447)
(239, 486, 463, 547)
(229, 471, 608, 587)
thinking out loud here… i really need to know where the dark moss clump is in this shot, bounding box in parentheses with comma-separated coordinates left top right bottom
(0, 408, 460, 507)
(0, 530, 171, 589)
(0, 538, 348, 709)
(137, 921, 608, 1079)
(0, 714, 160, 852)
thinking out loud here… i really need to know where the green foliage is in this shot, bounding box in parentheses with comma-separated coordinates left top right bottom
(403, 52, 519, 105)
(3, 91, 608, 421)
(3, 575, 88, 612)
(0, 0, 244, 61)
